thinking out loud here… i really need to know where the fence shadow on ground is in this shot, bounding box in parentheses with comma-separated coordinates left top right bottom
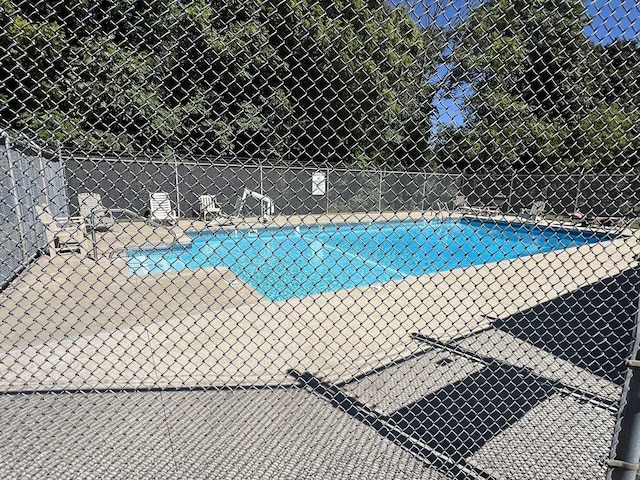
(289, 268, 640, 476)
(385, 363, 554, 462)
(492, 266, 640, 385)
(291, 361, 557, 479)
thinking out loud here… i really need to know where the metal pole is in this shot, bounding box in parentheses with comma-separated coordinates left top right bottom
(378, 170, 383, 213)
(3, 135, 29, 257)
(507, 172, 514, 215)
(608, 295, 640, 480)
(173, 151, 181, 218)
(421, 173, 427, 212)
(325, 166, 330, 215)
(573, 170, 583, 213)
(38, 146, 49, 207)
(261, 164, 264, 194)
(90, 211, 98, 262)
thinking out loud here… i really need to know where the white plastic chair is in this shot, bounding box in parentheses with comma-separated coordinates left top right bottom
(149, 192, 178, 224)
(520, 200, 546, 221)
(199, 195, 221, 221)
(35, 204, 87, 256)
(78, 193, 115, 231)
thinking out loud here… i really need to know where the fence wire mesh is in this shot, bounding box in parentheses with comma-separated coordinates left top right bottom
(1, 1, 640, 479)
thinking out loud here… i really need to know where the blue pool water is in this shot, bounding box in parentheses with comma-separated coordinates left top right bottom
(127, 219, 615, 301)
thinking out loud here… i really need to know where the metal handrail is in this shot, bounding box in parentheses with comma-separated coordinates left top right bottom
(87, 208, 180, 261)
(435, 201, 451, 221)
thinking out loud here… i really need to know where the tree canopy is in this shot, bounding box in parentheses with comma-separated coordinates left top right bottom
(3, 0, 639, 172)
(436, 0, 640, 172)
(1, 0, 441, 168)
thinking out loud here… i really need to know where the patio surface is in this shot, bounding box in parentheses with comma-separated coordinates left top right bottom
(0, 379, 615, 479)
(0, 211, 637, 478)
(0, 211, 637, 392)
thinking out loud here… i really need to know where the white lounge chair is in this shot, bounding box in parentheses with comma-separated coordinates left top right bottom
(35, 204, 87, 256)
(149, 192, 178, 224)
(454, 195, 489, 215)
(199, 195, 221, 221)
(520, 200, 546, 221)
(78, 193, 115, 231)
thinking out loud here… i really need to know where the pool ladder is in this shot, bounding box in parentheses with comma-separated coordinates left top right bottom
(435, 201, 452, 221)
(87, 208, 181, 261)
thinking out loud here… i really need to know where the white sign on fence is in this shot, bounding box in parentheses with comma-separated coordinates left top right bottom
(311, 172, 326, 195)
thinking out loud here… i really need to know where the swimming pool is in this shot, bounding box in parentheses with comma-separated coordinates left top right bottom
(127, 219, 615, 301)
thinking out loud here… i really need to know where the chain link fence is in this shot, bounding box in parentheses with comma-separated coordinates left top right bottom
(0, 133, 68, 288)
(62, 155, 640, 219)
(1, 1, 640, 479)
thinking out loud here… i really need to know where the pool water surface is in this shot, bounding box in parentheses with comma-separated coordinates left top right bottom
(127, 219, 615, 301)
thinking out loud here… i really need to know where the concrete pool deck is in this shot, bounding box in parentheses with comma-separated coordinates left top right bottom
(0, 211, 638, 392)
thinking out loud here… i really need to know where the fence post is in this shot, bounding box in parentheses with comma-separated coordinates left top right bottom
(608, 295, 640, 480)
(260, 163, 264, 195)
(173, 151, 181, 218)
(325, 166, 330, 215)
(3, 135, 29, 259)
(378, 170, 383, 213)
(421, 173, 427, 212)
(573, 171, 583, 213)
(507, 173, 515, 213)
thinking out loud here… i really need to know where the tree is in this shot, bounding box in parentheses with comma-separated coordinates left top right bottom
(260, 0, 441, 166)
(437, 0, 640, 172)
(569, 40, 640, 171)
(1, 0, 441, 168)
(0, 0, 69, 135)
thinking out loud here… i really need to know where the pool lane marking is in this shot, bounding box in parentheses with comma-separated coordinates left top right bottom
(298, 232, 405, 279)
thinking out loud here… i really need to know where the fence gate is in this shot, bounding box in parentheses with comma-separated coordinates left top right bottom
(1, 1, 640, 479)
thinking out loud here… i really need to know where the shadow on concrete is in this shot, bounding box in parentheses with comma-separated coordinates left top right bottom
(492, 267, 640, 385)
(292, 362, 555, 478)
(385, 363, 554, 462)
(287, 267, 640, 476)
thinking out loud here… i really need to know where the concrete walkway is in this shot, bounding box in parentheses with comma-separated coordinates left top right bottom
(0, 213, 638, 392)
(0, 388, 452, 480)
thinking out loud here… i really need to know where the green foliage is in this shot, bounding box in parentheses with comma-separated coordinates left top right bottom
(438, 0, 640, 172)
(1, 0, 440, 167)
(0, 1, 68, 124)
(262, 0, 437, 167)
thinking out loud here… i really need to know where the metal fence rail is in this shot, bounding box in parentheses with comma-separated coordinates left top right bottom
(1, 1, 640, 479)
(63, 155, 639, 220)
(0, 133, 67, 288)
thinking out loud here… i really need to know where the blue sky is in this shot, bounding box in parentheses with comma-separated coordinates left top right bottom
(387, 0, 480, 28)
(390, 0, 640, 43)
(585, 0, 640, 45)
(390, 0, 640, 128)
